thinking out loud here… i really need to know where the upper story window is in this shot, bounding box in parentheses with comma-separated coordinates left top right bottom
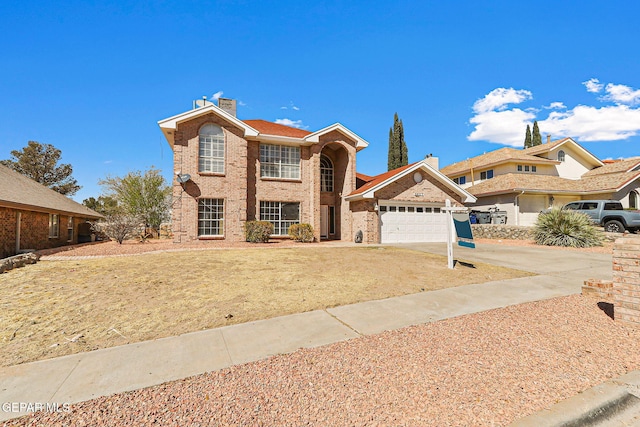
(320, 155, 333, 192)
(453, 176, 466, 185)
(199, 124, 225, 174)
(480, 169, 494, 180)
(260, 144, 300, 179)
(518, 165, 537, 173)
(557, 150, 566, 162)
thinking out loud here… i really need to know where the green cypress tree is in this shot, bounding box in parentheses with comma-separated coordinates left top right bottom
(532, 121, 542, 146)
(387, 126, 398, 171)
(524, 124, 532, 148)
(387, 113, 408, 170)
(398, 118, 408, 166)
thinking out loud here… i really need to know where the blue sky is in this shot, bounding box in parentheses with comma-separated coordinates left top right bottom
(2, 1, 640, 202)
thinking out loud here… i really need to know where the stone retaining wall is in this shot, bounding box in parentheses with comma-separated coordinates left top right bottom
(613, 235, 640, 326)
(0, 252, 39, 274)
(470, 224, 534, 240)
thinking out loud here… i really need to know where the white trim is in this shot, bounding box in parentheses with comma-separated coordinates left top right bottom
(303, 123, 369, 151)
(542, 138, 604, 168)
(346, 160, 477, 203)
(158, 104, 259, 147)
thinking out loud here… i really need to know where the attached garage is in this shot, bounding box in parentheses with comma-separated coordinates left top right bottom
(346, 160, 476, 244)
(379, 203, 448, 243)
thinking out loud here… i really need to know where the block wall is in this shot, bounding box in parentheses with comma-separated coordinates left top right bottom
(613, 236, 640, 326)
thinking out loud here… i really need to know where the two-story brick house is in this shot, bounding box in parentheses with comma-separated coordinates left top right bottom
(158, 100, 475, 244)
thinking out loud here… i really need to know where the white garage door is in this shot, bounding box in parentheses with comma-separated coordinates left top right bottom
(380, 204, 448, 243)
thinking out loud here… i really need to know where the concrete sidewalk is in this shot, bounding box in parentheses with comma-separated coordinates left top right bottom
(0, 243, 614, 422)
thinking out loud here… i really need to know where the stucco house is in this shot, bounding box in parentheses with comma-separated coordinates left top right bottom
(158, 99, 475, 244)
(0, 164, 102, 259)
(441, 137, 640, 226)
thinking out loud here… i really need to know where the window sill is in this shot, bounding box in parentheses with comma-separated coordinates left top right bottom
(198, 236, 225, 240)
(260, 177, 302, 183)
(199, 172, 226, 177)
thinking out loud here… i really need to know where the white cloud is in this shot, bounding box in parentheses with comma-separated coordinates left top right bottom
(472, 88, 532, 114)
(275, 118, 306, 129)
(238, 100, 247, 106)
(540, 105, 640, 141)
(280, 101, 301, 111)
(583, 78, 603, 93)
(468, 80, 640, 146)
(211, 91, 224, 101)
(544, 102, 566, 110)
(602, 83, 640, 105)
(468, 108, 536, 146)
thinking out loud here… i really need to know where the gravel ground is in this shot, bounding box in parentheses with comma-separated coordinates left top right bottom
(6, 294, 640, 427)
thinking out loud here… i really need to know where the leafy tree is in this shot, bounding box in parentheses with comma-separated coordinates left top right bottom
(99, 167, 171, 232)
(82, 195, 118, 216)
(532, 121, 542, 146)
(387, 113, 408, 170)
(0, 141, 80, 196)
(524, 124, 532, 148)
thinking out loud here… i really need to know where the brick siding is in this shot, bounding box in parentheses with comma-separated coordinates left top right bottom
(1, 207, 90, 258)
(613, 236, 640, 325)
(172, 115, 358, 243)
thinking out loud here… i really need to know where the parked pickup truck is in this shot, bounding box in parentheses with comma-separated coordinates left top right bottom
(562, 200, 640, 233)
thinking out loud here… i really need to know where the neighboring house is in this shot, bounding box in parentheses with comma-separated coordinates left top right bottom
(440, 137, 640, 226)
(0, 164, 102, 259)
(158, 99, 475, 244)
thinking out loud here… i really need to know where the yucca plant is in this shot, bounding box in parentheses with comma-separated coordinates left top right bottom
(534, 207, 603, 248)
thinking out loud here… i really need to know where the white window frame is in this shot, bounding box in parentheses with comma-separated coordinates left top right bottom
(199, 124, 225, 174)
(480, 169, 494, 180)
(49, 214, 59, 238)
(260, 144, 300, 179)
(198, 198, 224, 237)
(67, 216, 74, 242)
(558, 150, 566, 162)
(260, 201, 300, 236)
(320, 154, 334, 192)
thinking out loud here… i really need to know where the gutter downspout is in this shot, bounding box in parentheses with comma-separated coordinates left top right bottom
(514, 191, 525, 226)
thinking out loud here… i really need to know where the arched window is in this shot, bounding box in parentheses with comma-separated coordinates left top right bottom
(630, 191, 638, 209)
(320, 155, 333, 192)
(557, 150, 566, 162)
(199, 124, 224, 173)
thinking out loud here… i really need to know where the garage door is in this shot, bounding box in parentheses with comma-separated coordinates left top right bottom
(379, 204, 448, 243)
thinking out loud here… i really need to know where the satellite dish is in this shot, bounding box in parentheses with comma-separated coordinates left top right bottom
(176, 173, 191, 183)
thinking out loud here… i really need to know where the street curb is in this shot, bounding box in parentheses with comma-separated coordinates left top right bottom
(509, 371, 640, 426)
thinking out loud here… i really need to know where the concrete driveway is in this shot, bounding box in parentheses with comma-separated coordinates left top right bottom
(392, 242, 613, 279)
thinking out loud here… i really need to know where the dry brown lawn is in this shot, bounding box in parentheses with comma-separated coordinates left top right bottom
(0, 246, 532, 367)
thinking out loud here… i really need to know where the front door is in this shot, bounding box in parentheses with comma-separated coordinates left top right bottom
(320, 205, 329, 239)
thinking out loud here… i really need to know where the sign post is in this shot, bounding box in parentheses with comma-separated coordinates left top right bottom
(443, 199, 475, 269)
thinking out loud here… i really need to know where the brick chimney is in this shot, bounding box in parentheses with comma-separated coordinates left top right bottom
(546, 134, 551, 144)
(424, 154, 439, 169)
(218, 98, 237, 117)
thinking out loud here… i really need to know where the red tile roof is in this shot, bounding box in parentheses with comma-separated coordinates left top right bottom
(243, 119, 312, 138)
(356, 172, 374, 182)
(349, 163, 417, 196)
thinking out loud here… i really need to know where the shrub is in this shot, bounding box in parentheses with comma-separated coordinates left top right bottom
(244, 221, 273, 243)
(90, 211, 141, 244)
(288, 223, 314, 243)
(534, 208, 603, 248)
